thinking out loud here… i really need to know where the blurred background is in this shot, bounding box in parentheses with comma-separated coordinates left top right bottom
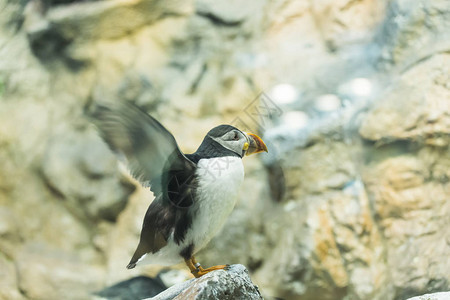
(0, 0, 449, 299)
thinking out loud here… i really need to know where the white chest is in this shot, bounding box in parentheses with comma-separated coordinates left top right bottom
(186, 156, 244, 252)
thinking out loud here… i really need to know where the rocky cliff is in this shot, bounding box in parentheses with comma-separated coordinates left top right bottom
(0, 0, 449, 300)
(146, 265, 262, 300)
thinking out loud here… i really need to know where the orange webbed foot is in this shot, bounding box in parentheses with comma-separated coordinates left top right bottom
(185, 256, 230, 278)
(192, 264, 230, 278)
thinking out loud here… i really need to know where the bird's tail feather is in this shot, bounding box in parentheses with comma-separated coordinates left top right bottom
(126, 262, 136, 269)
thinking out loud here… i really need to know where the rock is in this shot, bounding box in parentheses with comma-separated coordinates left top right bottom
(310, 0, 386, 50)
(0, 253, 25, 300)
(361, 149, 450, 299)
(41, 124, 135, 222)
(147, 265, 262, 300)
(359, 54, 450, 146)
(406, 292, 450, 300)
(1, 0, 450, 299)
(250, 144, 389, 300)
(95, 276, 166, 300)
(100, 186, 162, 285)
(196, 0, 264, 26)
(16, 243, 105, 300)
(25, 0, 193, 61)
(375, 0, 450, 70)
(147, 279, 192, 300)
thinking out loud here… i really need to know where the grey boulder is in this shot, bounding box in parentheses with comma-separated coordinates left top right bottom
(147, 264, 262, 300)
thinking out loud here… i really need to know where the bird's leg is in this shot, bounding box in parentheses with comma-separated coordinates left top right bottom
(185, 256, 229, 278)
(184, 257, 198, 274)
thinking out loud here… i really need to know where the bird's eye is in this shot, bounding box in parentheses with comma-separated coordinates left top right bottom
(233, 132, 239, 140)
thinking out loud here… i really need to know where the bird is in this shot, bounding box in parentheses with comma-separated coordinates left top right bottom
(92, 101, 267, 278)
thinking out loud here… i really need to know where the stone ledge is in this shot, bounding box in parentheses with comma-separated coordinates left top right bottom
(146, 264, 262, 300)
(406, 291, 450, 300)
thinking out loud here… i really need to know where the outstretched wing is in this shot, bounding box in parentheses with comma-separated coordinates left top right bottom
(92, 102, 195, 192)
(92, 101, 197, 267)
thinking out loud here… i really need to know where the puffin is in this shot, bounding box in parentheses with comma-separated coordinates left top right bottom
(93, 101, 267, 278)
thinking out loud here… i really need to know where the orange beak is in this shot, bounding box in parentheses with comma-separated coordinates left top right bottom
(244, 132, 268, 156)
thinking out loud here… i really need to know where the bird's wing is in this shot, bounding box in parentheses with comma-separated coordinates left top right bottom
(92, 102, 197, 266)
(92, 101, 196, 194)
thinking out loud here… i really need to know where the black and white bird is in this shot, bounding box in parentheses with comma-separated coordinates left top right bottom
(93, 102, 267, 277)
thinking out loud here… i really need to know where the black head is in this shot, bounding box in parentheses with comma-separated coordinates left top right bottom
(207, 125, 249, 156)
(187, 125, 268, 162)
(190, 125, 249, 159)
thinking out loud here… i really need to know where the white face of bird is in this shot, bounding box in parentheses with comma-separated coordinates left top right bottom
(212, 129, 268, 157)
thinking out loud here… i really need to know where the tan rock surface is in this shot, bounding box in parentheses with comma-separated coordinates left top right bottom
(0, 0, 449, 299)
